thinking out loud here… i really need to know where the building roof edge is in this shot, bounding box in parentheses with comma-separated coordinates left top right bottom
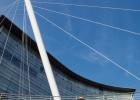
(0, 15, 136, 93)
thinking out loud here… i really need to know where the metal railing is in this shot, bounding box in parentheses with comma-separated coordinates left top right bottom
(0, 93, 138, 100)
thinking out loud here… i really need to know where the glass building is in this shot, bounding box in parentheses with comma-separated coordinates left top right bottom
(0, 15, 135, 99)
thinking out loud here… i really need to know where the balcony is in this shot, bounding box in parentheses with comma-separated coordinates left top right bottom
(0, 93, 137, 100)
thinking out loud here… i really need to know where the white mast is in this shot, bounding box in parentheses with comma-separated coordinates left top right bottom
(24, 0, 61, 100)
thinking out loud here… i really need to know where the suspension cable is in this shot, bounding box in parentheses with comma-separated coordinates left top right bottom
(33, 6, 140, 37)
(0, 1, 18, 26)
(24, 7, 31, 99)
(23, 1, 31, 98)
(31, 1, 140, 12)
(35, 11, 140, 82)
(0, 0, 20, 64)
(21, 1, 26, 95)
(0, 0, 18, 13)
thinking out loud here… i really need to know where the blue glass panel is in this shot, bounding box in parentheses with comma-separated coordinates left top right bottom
(29, 67, 37, 77)
(3, 50, 12, 61)
(11, 56, 21, 67)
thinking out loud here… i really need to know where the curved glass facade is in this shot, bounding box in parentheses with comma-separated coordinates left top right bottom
(0, 16, 135, 99)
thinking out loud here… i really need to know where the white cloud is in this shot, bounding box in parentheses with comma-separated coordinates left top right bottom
(63, 7, 73, 33)
(65, 16, 73, 32)
(80, 50, 109, 66)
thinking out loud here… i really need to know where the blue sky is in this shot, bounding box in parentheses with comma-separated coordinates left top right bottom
(1, 0, 140, 91)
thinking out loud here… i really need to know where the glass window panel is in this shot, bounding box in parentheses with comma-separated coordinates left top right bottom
(3, 50, 12, 61)
(29, 67, 37, 77)
(40, 65, 44, 73)
(0, 47, 3, 56)
(11, 56, 21, 67)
